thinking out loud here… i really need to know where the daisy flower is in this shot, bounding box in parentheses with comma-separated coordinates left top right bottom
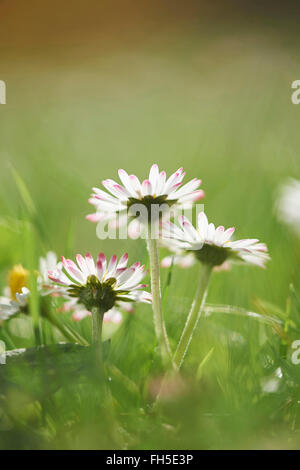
(164, 213, 270, 370)
(161, 212, 270, 269)
(48, 252, 151, 344)
(276, 178, 300, 235)
(86, 164, 204, 238)
(48, 252, 151, 313)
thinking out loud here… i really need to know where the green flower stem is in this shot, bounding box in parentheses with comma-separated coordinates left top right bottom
(147, 229, 172, 367)
(173, 263, 212, 370)
(91, 306, 104, 345)
(91, 306, 106, 377)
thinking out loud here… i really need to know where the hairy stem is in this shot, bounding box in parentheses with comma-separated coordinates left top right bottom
(147, 229, 172, 367)
(173, 263, 212, 370)
(91, 306, 104, 345)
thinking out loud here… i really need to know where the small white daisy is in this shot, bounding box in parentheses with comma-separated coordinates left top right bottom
(161, 212, 270, 268)
(276, 178, 300, 235)
(48, 252, 152, 313)
(86, 164, 204, 238)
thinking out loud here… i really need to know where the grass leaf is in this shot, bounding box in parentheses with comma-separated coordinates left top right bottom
(196, 346, 215, 381)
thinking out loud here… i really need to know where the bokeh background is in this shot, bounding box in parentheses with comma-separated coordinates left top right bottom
(1, 0, 300, 449)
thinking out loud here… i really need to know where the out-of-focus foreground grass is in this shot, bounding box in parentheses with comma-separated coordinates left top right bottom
(1, 4, 300, 449)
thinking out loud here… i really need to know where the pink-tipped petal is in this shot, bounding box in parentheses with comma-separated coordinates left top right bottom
(86, 213, 103, 222)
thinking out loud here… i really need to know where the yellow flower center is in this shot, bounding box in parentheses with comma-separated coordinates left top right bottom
(8, 264, 29, 300)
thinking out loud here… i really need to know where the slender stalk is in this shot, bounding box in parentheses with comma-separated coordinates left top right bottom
(91, 306, 104, 344)
(146, 228, 172, 367)
(91, 306, 106, 377)
(173, 263, 212, 370)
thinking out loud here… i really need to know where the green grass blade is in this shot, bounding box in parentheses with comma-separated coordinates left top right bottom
(196, 346, 215, 382)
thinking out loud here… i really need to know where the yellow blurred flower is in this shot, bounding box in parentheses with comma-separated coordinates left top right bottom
(8, 264, 29, 300)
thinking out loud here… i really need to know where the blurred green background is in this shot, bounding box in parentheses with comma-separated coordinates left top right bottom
(1, 0, 300, 449)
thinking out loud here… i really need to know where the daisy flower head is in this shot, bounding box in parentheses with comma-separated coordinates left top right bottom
(48, 252, 151, 313)
(276, 178, 300, 235)
(87, 164, 204, 239)
(161, 212, 270, 269)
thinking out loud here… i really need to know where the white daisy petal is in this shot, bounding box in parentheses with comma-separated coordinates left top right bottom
(179, 216, 200, 242)
(163, 168, 184, 194)
(118, 169, 139, 197)
(116, 267, 136, 287)
(48, 268, 71, 286)
(171, 178, 201, 199)
(149, 164, 160, 193)
(96, 253, 107, 279)
(197, 212, 209, 239)
(76, 254, 90, 276)
(61, 257, 86, 284)
(106, 255, 118, 279)
(102, 179, 129, 200)
(156, 171, 167, 195)
(141, 179, 153, 196)
(117, 253, 129, 269)
(128, 174, 142, 195)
